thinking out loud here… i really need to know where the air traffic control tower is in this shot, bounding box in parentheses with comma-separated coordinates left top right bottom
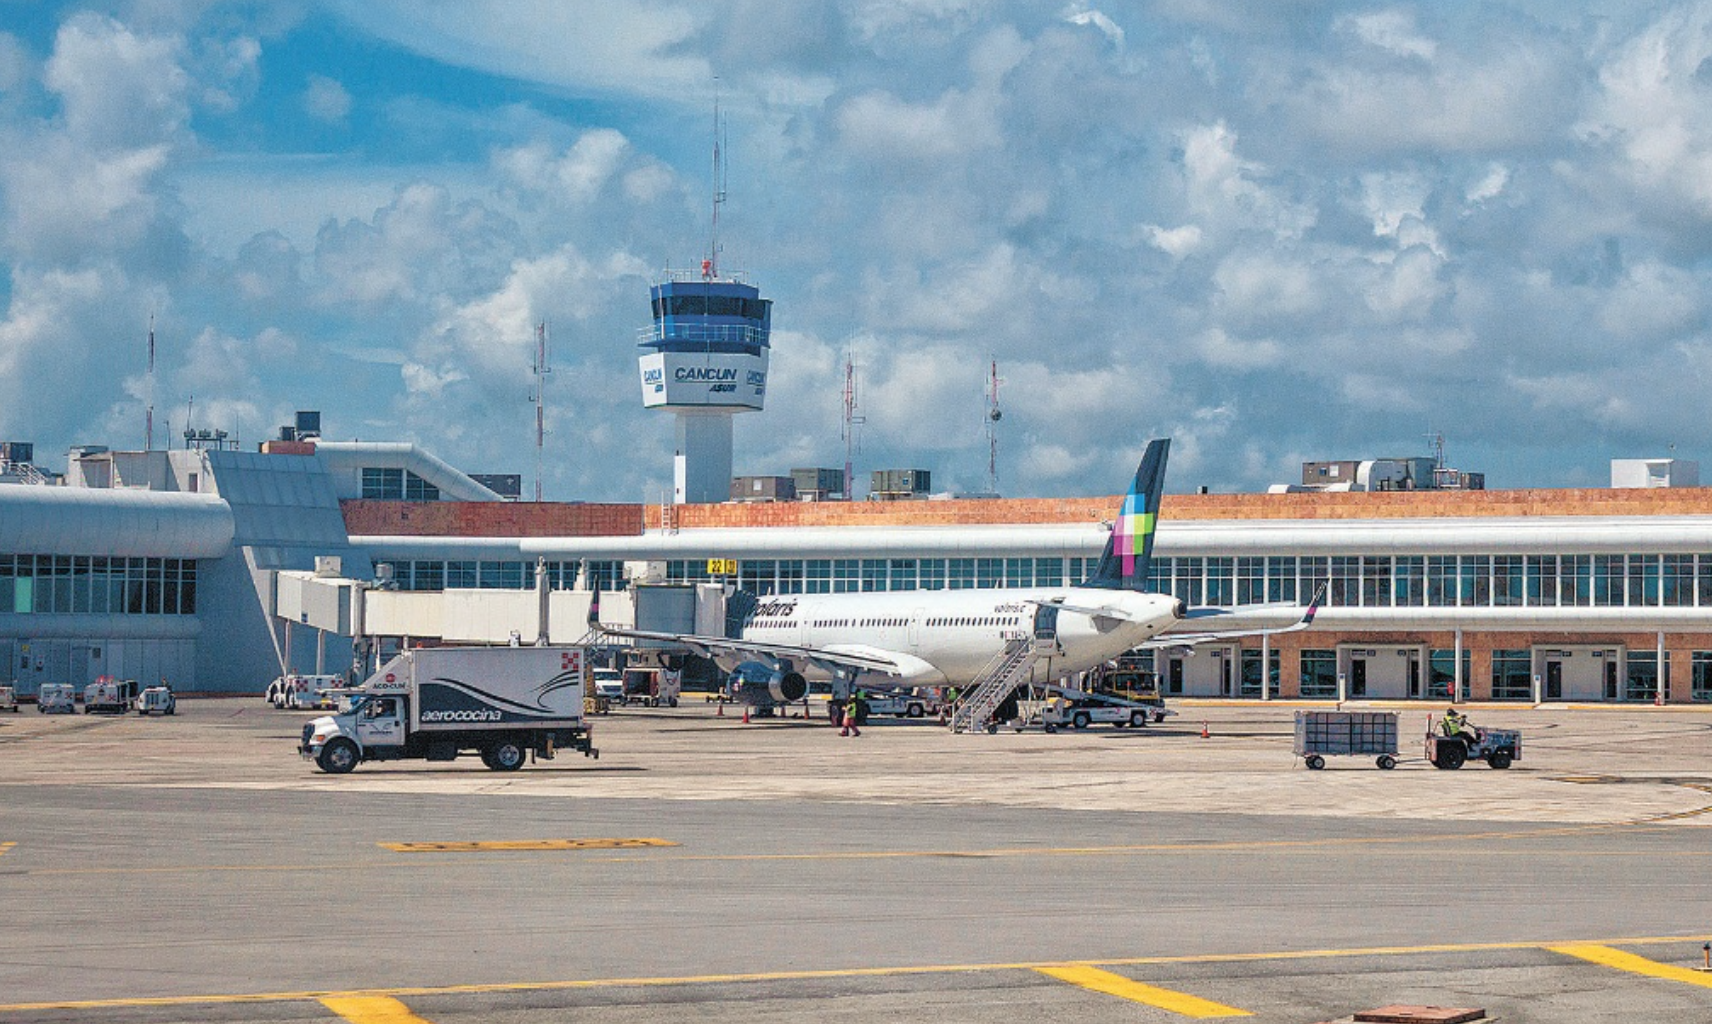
(638, 262, 772, 504)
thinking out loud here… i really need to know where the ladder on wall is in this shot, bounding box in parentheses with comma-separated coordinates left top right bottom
(950, 639, 1042, 733)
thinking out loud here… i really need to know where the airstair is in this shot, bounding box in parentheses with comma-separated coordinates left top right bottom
(950, 638, 1044, 733)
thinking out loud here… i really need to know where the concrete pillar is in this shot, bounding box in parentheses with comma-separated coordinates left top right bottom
(1260, 632, 1270, 701)
(1658, 631, 1667, 704)
(314, 629, 325, 675)
(282, 619, 294, 675)
(1453, 628, 1463, 703)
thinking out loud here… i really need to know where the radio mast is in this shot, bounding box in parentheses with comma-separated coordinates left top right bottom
(144, 315, 156, 451)
(842, 351, 865, 500)
(985, 357, 1004, 495)
(531, 321, 551, 502)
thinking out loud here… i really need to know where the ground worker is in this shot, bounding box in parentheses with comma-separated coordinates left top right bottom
(840, 692, 864, 737)
(1442, 707, 1480, 744)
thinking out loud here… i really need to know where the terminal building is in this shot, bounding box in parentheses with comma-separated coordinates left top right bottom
(4, 434, 1712, 705)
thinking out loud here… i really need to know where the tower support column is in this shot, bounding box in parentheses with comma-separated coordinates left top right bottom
(675, 411, 734, 504)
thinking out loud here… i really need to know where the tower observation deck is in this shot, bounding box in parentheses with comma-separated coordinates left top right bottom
(638, 263, 772, 504)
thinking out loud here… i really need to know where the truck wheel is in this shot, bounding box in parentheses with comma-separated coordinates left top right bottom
(1433, 741, 1467, 770)
(1072, 711, 1090, 729)
(486, 740, 527, 771)
(317, 738, 359, 774)
(1044, 723, 1057, 733)
(906, 703, 924, 718)
(1488, 749, 1513, 770)
(1377, 755, 1397, 770)
(1130, 711, 1147, 728)
(1305, 754, 1325, 770)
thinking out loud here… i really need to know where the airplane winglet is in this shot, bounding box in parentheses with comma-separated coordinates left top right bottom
(1302, 583, 1325, 626)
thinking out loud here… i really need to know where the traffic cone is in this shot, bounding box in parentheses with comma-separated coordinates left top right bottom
(716, 700, 724, 717)
(1201, 721, 1210, 739)
(742, 706, 751, 724)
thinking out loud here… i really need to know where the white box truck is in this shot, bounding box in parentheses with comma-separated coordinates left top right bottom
(298, 646, 597, 774)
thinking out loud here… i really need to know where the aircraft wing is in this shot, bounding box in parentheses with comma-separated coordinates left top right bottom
(1139, 587, 1323, 648)
(594, 626, 907, 678)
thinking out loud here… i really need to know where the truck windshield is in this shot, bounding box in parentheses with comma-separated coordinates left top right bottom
(338, 694, 370, 715)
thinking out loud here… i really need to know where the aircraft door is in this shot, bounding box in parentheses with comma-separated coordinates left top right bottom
(909, 608, 925, 649)
(1033, 603, 1060, 644)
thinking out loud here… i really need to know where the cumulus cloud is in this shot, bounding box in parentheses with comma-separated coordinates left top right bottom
(10, 2, 1712, 500)
(304, 74, 351, 122)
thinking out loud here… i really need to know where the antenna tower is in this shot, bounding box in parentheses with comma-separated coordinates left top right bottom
(985, 357, 1004, 495)
(531, 321, 551, 502)
(842, 351, 865, 500)
(144, 315, 156, 451)
(704, 84, 727, 280)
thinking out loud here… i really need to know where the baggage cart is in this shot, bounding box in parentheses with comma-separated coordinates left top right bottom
(1294, 710, 1399, 770)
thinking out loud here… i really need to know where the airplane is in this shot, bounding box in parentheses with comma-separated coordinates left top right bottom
(592, 438, 1318, 709)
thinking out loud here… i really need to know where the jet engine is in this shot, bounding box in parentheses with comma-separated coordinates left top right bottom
(727, 661, 808, 706)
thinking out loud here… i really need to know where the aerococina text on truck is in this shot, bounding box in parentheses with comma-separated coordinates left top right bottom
(298, 646, 598, 774)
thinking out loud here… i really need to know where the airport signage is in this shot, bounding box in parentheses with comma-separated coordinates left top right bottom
(638, 351, 768, 410)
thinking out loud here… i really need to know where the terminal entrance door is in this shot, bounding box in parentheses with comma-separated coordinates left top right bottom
(1165, 658, 1184, 695)
(1545, 661, 1563, 701)
(1349, 658, 1368, 698)
(0, 641, 12, 684)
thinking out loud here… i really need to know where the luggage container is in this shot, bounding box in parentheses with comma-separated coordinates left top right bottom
(1294, 710, 1399, 770)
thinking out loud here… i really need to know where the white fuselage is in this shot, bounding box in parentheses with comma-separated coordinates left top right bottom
(739, 587, 1181, 687)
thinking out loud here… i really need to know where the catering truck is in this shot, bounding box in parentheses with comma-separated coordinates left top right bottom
(298, 646, 597, 774)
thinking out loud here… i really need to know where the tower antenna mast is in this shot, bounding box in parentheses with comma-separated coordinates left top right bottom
(985, 357, 1004, 495)
(531, 321, 551, 502)
(145, 314, 156, 451)
(842, 350, 865, 500)
(705, 81, 727, 280)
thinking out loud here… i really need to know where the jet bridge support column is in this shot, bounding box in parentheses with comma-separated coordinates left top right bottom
(1261, 633, 1270, 701)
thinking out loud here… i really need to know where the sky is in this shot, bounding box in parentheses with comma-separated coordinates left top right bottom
(3, 1, 1712, 500)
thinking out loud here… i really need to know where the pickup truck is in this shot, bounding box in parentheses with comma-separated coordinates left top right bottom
(1042, 692, 1173, 731)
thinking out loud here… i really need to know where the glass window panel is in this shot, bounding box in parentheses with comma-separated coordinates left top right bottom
(1266, 556, 1297, 603)
(1630, 554, 1660, 607)
(976, 558, 1003, 589)
(1034, 558, 1063, 588)
(1329, 556, 1359, 607)
(860, 559, 887, 592)
(919, 559, 946, 591)
(1490, 649, 1532, 700)
(1493, 555, 1523, 607)
(1361, 556, 1390, 608)
(805, 559, 832, 594)
(1562, 555, 1591, 606)
(1526, 555, 1557, 607)
(1237, 557, 1265, 605)
(948, 559, 975, 590)
(834, 559, 859, 593)
(1205, 557, 1233, 606)
(1004, 558, 1031, 588)
(1173, 557, 1203, 606)
(1299, 650, 1337, 698)
(1461, 555, 1489, 606)
(889, 559, 917, 592)
(1593, 555, 1624, 607)
(1393, 556, 1424, 607)
(1664, 554, 1693, 607)
(1427, 556, 1457, 606)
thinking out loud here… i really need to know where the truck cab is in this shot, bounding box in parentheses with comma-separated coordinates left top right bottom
(0, 685, 17, 712)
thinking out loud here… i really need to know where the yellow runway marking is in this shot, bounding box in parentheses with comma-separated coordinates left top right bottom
(14, 820, 1692, 878)
(0, 842, 14, 858)
(321, 995, 435, 1023)
(1550, 944, 1712, 989)
(379, 838, 677, 853)
(1037, 966, 1250, 1017)
(2, 933, 1710, 1014)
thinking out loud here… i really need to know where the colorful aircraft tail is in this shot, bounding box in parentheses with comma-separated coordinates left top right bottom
(1080, 438, 1169, 591)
